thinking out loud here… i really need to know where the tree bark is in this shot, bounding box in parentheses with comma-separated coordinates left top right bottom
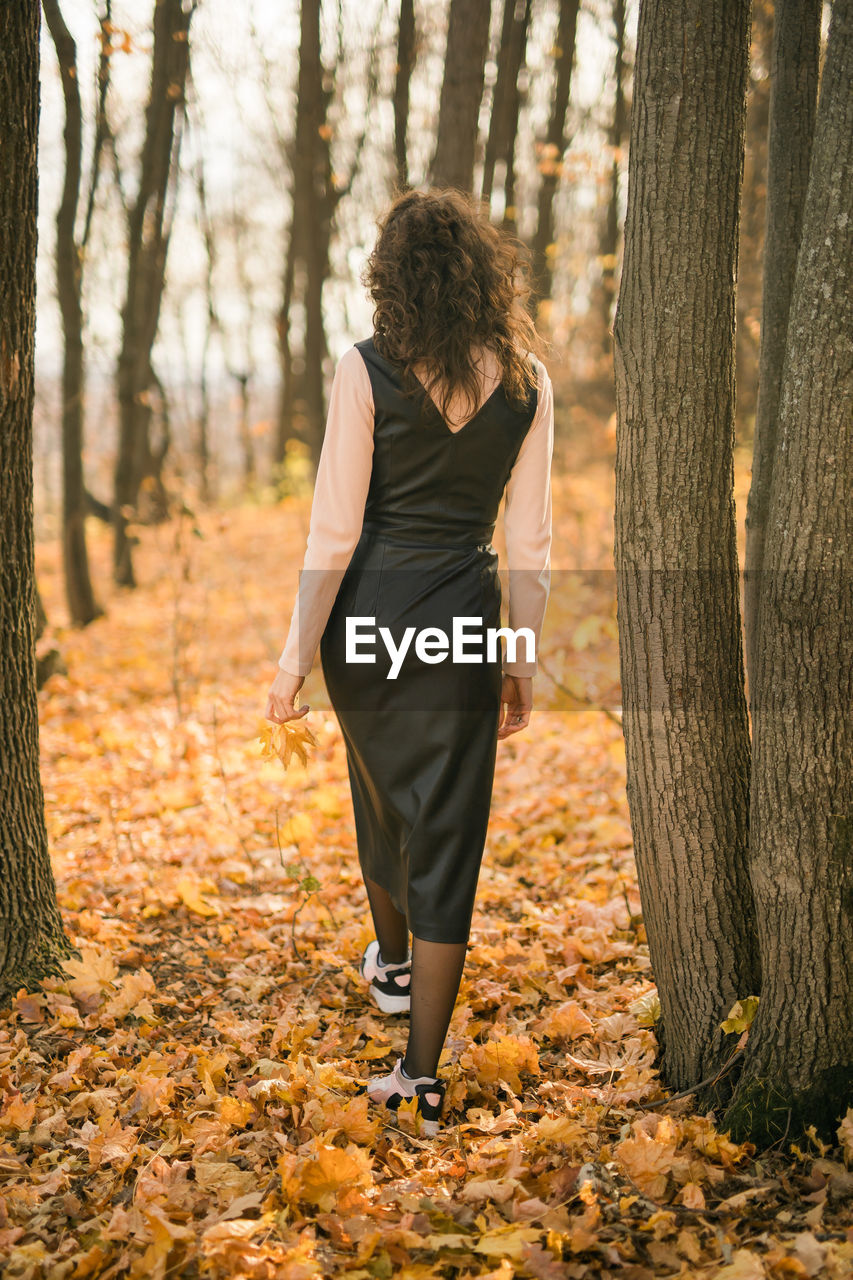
(430, 0, 492, 192)
(612, 0, 759, 1094)
(275, 229, 297, 465)
(482, 0, 530, 217)
(393, 0, 416, 192)
(113, 0, 194, 586)
(0, 0, 77, 1005)
(724, 0, 853, 1146)
(290, 0, 333, 466)
(734, 0, 772, 432)
(530, 0, 580, 309)
(743, 0, 821, 706)
(43, 0, 103, 628)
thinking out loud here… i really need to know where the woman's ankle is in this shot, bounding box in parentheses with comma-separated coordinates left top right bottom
(401, 1059, 439, 1082)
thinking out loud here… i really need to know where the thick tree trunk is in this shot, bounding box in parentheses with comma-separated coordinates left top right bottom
(612, 0, 759, 1094)
(393, 0, 416, 192)
(44, 0, 103, 628)
(113, 0, 193, 586)
(725, 0, 853, 1146)
(482, 0, 530, 215)
(530, 0, 580, 309)
(430, 0, 492, 192)
(743, 0, 821, 706)
(0, 0, 77, 1004)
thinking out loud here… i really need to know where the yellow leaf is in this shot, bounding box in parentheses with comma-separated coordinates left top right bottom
(279, 812, 313, 844)
(297, 1140, 373, 1211)
(678, 1181, 705, 1210)
(354, 1038, 395, 1061)
(63, 947, 118, 1000)
(217, 1096, 254, 1127)
(177, 874, 221, 917)
(424, 1234, 471, 1251)
(721, 995, 759, 1034)
(536, 1000, 593, 1041)
(615, 1118, 678, 1199)
(0, 1095, 36, 1130)
(312, 785, 342, 817)
(463, 1035, 539, 1092)
(258, 720, 317, 772)
(193, 1159, 258, 1200)
(711, 1248, 767, 1279)
(630, 990, 661, 1028)
(473, 1226, 541, 1258)
(102, 969, 156, 1021)
(532, 1113, 586, 1150)
(306, 1092, 379, 1144)
(196, 1051, 230, 1096)
(458, 1177, 521, 1203)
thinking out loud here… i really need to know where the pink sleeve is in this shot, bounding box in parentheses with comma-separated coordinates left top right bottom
(278, 346, 375, 677)
(502, 359, 554, 677)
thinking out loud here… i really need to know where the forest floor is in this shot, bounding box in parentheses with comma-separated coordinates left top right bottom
(2, 427, 852, 1279)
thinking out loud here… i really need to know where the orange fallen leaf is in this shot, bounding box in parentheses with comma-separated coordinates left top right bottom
(258, 719, 317, 770)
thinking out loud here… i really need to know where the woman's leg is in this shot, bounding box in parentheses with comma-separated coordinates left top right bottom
(403, 936, 467, 1078)
(364, 875, 409, 965)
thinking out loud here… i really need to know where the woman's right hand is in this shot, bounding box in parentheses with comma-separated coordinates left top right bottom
(265, 668, 309, 724)
(498, 674, 533, 739)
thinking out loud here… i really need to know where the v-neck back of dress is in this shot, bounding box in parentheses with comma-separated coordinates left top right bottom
(355, 336, 538, 547)
(411, 354, 504, 434)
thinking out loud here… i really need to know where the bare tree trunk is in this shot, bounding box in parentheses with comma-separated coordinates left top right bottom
(531, 0, 580, 309)
(743, 0, 821, 706)
(0, 0, 77, 1005)
(430, 0, 492, 192)
(277, 0, 378, 469)
(296, 0, 332, 465)
(43, 0, 103, 628)
(482, 0, 530, 215)
(394, 0, 416, 192)
(597, 0, 627, 353)
(612, 0, 759, 1095)
(724, 0, 853, 1146)
(195, 155, 215, 503)
(234, 373, 255, 488)
(113, 0, 194, 587)
(275, 230, 296, 465)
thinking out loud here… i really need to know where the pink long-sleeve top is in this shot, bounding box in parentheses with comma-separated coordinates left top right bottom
(277, 342, 554, 680)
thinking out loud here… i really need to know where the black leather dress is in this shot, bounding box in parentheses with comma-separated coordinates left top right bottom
(319, 336, 539, 944)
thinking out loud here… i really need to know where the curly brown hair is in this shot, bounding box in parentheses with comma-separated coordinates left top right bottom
(363, 188, 545, 423)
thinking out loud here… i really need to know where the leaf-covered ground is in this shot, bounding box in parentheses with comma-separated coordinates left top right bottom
(4, 437, 852, 1279)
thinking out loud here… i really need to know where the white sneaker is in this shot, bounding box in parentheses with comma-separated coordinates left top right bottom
(365, 1056, 446, 1136)
(360, 939, 412, 1014)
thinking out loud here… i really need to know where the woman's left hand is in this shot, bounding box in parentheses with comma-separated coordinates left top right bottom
(265, 668, 309, 724)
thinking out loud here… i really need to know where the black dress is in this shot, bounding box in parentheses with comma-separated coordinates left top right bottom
(319, 337, 539, 944)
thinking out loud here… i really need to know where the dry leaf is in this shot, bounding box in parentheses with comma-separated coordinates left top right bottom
(258, 719, 317, 770)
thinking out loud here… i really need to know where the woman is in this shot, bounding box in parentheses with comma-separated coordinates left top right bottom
(265, 188, 553, 1135)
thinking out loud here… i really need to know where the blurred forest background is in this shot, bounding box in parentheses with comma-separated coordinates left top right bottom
(33, 0, 777, 588)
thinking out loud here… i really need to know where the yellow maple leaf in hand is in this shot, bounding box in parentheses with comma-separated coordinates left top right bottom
(257, 719, 317, 770)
